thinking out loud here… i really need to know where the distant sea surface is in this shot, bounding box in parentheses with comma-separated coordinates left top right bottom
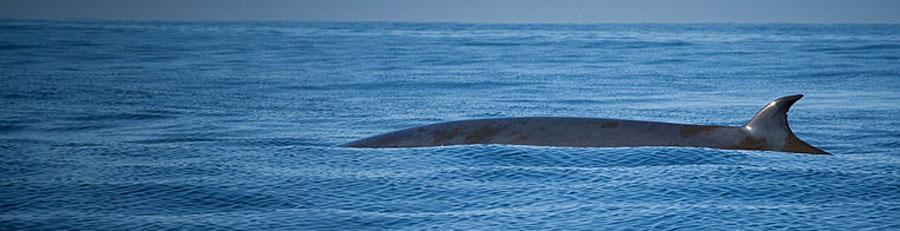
(2, 21, 899, 230)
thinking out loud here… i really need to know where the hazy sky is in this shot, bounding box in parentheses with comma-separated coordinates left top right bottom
(2, 0, 899, 23)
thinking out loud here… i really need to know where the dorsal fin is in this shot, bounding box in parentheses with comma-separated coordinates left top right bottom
(745, 94, 829, 154)
(746, 94, 803, 131)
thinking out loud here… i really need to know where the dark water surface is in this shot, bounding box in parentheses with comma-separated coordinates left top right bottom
(1, 21, 899, 230)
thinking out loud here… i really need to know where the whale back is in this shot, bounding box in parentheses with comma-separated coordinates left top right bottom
(744, 94, 829, 154)
(342, 94, 829, 155)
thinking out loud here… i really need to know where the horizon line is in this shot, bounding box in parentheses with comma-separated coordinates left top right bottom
(3, 18, 900, 26)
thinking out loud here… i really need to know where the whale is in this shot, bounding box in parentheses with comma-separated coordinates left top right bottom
(342, 94, 829, 154)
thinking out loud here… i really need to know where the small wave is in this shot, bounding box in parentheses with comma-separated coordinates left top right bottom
(0, 43, 33, 50)
(67, 112, 177, 121)
(0, 59, 41, 65)
(51, 39, 101, 48)
(801, 44, 900, 53)
(459, 39, 547, 47)
(841, 55, 899, 60)
(0, 124, 25, 133)
(287, 80, 532, 91)
(127, 137, 221, 144)
(0, 23, 41, 31)
(51, 142, 103, 147)
(846, 44, 900, 51)
(306, 203, 583, 218)
(43, 123, 110, 132)
(578, 40, 694, 49)
(434, 145, 752, 168)
(219, 138, 321, 147)
(643, 59, 691, 65)
(460, 41, 528, 47)
(546, 99, 612, 105)
(416, 58, 489, 66)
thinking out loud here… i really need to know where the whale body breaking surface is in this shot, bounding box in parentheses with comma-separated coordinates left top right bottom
(343, 94, 829, 155)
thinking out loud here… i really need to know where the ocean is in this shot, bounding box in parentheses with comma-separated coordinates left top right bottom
(1, 21, 899, 230)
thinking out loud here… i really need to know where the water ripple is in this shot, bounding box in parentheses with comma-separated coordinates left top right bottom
(2, 21, 899, 230)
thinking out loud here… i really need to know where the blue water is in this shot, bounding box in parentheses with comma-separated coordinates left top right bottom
(2, 21, 899, 230)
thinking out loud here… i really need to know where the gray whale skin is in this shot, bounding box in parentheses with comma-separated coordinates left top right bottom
(343, 94, 829, 155)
